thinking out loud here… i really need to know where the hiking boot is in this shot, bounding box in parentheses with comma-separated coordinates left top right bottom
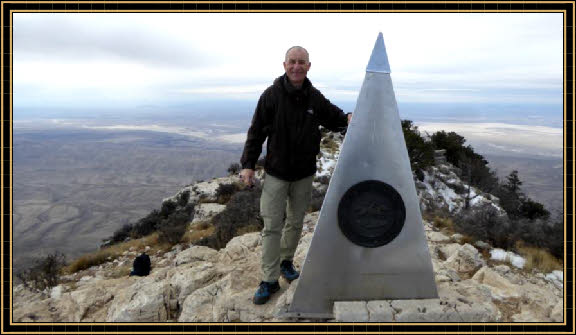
(253, 281, 280, 305)
(280, 260, 300, 282)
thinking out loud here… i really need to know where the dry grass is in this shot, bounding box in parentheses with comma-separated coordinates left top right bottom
(433, 216, 455, 233)
(63, 233, 171, 274)
(197, 197, 217, 204)
(236, 224, 261, 235)
(107, 265, 132, 279)
(321, 136, 339, 153)
(181, 221, 215, 244)
(516, 241, 563, 273)
(459, 234, 476, 246)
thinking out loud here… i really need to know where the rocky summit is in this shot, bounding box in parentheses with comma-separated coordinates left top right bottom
(12, 132, 564, 323)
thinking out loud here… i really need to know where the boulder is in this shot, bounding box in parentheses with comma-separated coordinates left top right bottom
(106, 276, 173, 322)
(472, 267, 520, 300)
(50, 285, 64, 299)
(219, 232, 261, 264)
(58, 285, 115, 322)
(444, 243, 485, 275)
(438, 243, 462, 260)
(451, 233, 463, 243)
(512, 309, 551, 322)
(192, 203, 226, 224)
(550, 300, 564, 322)
(168, 261, 220, 302)
(174, 245, 218, 266)
(428, 231, 451, 243)
(178, 273, 274, 322)
(474, 240, 491, 250)
(517, 282, 560, 321)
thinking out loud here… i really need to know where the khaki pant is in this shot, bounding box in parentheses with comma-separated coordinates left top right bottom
(260, 173, 314, 282)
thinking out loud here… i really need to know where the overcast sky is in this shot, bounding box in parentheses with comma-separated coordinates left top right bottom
(14, 12, 563, 113)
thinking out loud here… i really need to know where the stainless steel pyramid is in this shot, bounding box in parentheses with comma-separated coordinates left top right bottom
(286, 33, 438, 319)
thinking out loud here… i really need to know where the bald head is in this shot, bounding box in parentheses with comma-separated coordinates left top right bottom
(285, 46, 310, 62)
(283, 46, 311, 88)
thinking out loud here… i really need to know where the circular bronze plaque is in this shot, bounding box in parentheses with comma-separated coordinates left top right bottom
(338, 180, 406, 248)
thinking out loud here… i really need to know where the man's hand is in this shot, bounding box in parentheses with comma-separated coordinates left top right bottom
(347, 113, 353, 124)
(240, 168, 255, 187)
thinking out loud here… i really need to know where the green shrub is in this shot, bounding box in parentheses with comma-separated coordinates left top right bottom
(17, 252, 66, 292)
(455, 205, 512, 249)
(158, 211, 191, 245)
(227, 163, 241, 176)
(177, 190, 191, 207)
(160, 199, 177, 217)
(401, 120, 435, 180)
(197, 185, 263, 250)
(216, 183, 240, 204)
(131, 210, 162, 238)
(109, 223, 133, 244)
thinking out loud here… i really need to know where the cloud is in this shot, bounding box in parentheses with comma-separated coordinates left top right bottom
(14, 13, 210, 68)
(12, 12, 563, 110)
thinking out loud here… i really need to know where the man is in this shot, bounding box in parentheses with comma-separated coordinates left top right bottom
(240, 46, 352, 305)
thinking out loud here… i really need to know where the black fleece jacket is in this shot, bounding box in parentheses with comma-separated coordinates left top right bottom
(240, 74, 349, 181)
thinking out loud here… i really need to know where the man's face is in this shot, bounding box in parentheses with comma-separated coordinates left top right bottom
(283, 48, 311, 86)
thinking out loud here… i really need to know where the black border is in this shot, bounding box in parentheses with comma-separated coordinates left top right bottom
(1, 0, 574, 334)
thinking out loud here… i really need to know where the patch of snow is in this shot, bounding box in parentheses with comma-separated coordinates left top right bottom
(470, 195, 485, 206)
(490, 248, 525, 268)
(490, 248, 508, 261)
(437, 185, 460, 212)
(509, 253, 525, 269)
(546, 270, 563, 283)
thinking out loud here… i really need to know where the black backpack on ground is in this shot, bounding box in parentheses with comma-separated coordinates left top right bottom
(130, 252, 151, 277)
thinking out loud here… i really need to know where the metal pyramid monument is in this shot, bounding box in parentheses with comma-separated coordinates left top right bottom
(286, 33, 438, 319)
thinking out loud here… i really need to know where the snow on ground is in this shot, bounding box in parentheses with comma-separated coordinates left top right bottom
(490, 248, 525, 269)
(317, 150, 339, 177)
(546, 270, 563, 283)
(436, 185, 460, 212)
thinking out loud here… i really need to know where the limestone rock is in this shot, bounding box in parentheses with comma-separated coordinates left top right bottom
(451, 233, 463, 243)
(60, 285, 115, 322)
(474, 240, 491, 250)
(517, 281, 560, 321)
(438, 243, 462, 260)
(550, 300, 564, 322)
(50, 285, 64, 299)
(219, 232, 261, 264)
(192, 203, 226, 224)
(106, 276, 173, 322)
(472, 267, 520, 300)
(168, 261, 220, 303)
(444, 243, 485, 274)
(174, 245, 218, 266)
(428, 231, 451, 243)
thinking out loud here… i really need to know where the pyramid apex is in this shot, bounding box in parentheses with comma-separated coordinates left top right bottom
(366, 32, 391, 73)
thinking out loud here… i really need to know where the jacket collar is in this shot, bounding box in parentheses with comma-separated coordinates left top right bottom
(277, 73, 311, 96)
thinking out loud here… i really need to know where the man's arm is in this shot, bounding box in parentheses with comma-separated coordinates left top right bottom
(315, 91, 351, 131)
(240, 93, 269, 185)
